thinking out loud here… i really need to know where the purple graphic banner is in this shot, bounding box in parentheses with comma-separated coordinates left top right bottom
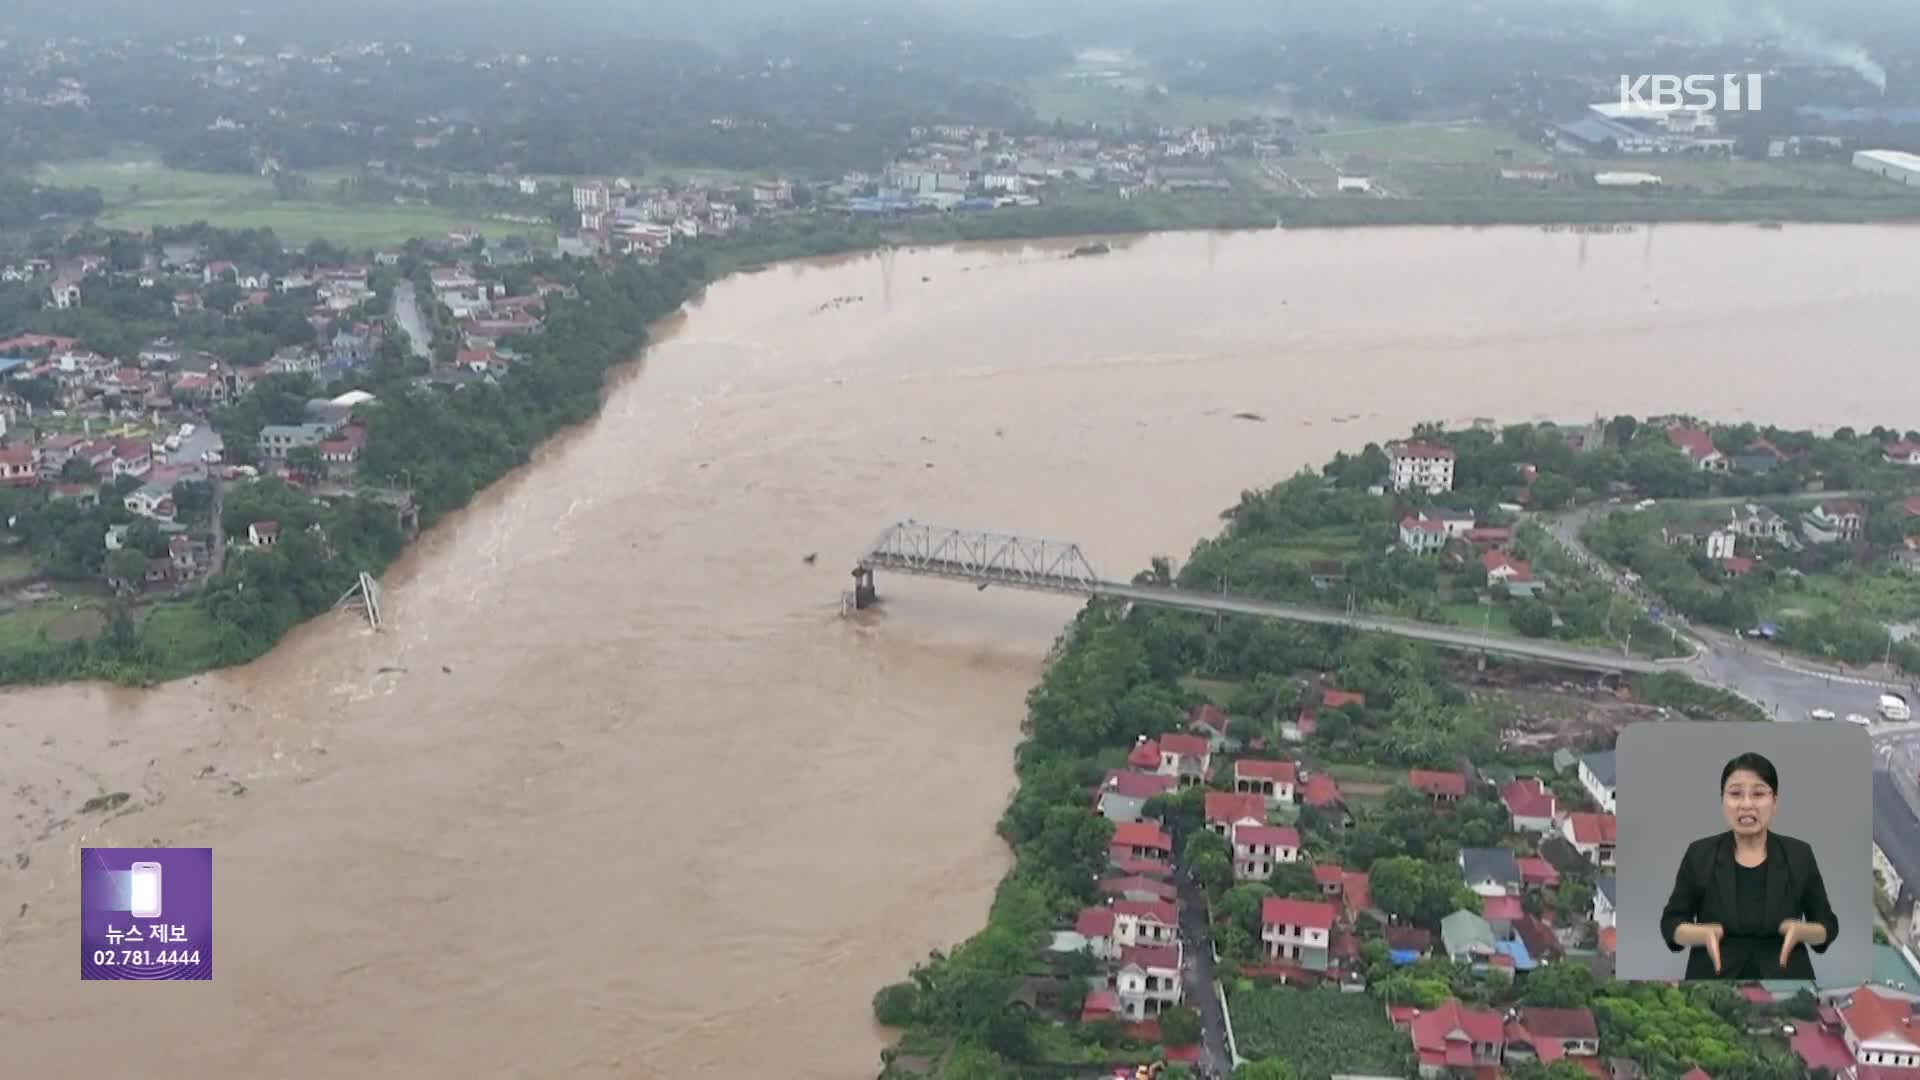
(81, 847, 213, 980)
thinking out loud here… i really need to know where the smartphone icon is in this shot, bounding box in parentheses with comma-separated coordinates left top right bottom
(129, 862, 163, 920)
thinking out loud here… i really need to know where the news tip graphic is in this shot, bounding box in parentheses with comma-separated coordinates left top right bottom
(81, 848, 213, 981)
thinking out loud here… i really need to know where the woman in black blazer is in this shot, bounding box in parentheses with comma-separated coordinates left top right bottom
(1659, 752, 1839, 980)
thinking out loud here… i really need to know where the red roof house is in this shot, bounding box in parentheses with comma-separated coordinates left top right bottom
(1502, 779, 1558, 831)
(1322, 689, 1366, 709)
(1205, 791, 1268, 832)
(1410, 769, 1468, 801)
(1406, 1000, 1506, 1073)
(1505, 1007, 1600, 1061)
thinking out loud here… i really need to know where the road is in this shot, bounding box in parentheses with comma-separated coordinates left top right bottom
(1540, 503, 1920, 904)
(1172, 827, 1233, 1079)
(1097, 581, 1661, 674)
(202, 470, 226, 585)
(394, 281, 434, 359)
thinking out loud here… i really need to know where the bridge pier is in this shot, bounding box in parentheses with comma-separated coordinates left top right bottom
(1476, 652, 1487, 673)
(851, 566, 878, 610)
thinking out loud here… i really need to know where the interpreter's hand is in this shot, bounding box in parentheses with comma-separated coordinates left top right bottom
(1779, 919, 1813, 969)
(1697, 923, 1726, 973)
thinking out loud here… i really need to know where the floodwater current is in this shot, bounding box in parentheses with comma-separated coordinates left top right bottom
(3, 225, 1918, 1077)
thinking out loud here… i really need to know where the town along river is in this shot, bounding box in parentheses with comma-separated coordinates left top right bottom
(4, 225, 1919, 1077)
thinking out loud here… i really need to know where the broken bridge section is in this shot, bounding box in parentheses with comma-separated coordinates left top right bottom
(852, 520, 1103, 606)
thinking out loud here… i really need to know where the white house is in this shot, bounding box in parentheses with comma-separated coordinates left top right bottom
(1500, 778, 1558, 834)
(1234, 759, 1298, 806)
(1206, 787, 1266, 824)
(1837, 987, 1920, 1070)
(1261, 897, 1335, 971)
(248, 521, 280, 548)
(48, 277, 82, 310)
(1579, 751, 1616, 814)
(1389, 442, 1456, 493)
(1885, 441, 1920, 467)
(1114, 944, 1184, 1020)
(1561, 812, 1617, 867)
(1156, 732, 1212, 786)
(1593, 877, 1616, 929)
(122, 484, 176, 523)
(1399, 515, 1449, 555)
(1232, 822, 1301, 882)
(1110, 900, 1179, 948)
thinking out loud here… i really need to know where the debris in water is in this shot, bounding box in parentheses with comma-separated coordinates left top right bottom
(377, 665, 406, 675)
(1232, 412, 1266, 423)
(803, 553, 817, 564)
(923, 461, 935, 469)
(442, 665, 452, 674)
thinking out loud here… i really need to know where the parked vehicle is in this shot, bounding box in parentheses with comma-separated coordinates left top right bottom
(1810, 708, 1836, 722)
(1881, 694, 1911, 722)
(1846, 713, 1873, 727)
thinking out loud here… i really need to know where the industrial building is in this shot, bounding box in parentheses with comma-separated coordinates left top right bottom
(1853, 149, 1920, 186)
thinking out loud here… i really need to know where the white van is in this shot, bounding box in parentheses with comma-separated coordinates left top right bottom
(1881, 694, 1911, 722)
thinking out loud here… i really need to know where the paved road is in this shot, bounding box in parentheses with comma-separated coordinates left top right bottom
(1097, 582, 1661, 673)
(394, 281, 434, 359)
(1172, 828, 1232, 1079)
(1541, 504, 1920, 900)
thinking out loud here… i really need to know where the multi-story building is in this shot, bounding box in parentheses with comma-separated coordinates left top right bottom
(1113, 944, 1183, 1020)
(1232, 822, 1300, 882)
(1388, 442, 1456, 493)
(1260, 897, 1336, 971)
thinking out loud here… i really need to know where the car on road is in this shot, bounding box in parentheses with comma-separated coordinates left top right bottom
(1811, 708, 1836, 722)
(1847, 713, 1873, 727)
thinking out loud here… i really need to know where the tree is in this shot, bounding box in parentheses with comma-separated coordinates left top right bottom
(106, 547, 148, 590)
(286, 446, 325, 479)
(873, 982, 919, 1028)
(1511, 599, 1556, 638)
(1185, 828, 1234, 899)
(1266, 861, 1321, 899)
(1159, 1004, 1202, 1046)
(1518, 962, 1596, 1008)
(1368, 856, 1471, 925)
(1530, 472, 1575, 510)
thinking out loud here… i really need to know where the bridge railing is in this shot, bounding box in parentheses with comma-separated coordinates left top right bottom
(860, 521, 1103, 595)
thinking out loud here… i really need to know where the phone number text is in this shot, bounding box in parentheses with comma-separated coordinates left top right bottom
(90, 949, 202, 966)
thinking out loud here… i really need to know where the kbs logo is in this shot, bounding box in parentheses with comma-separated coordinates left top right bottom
(1617, 74, 1765, 112)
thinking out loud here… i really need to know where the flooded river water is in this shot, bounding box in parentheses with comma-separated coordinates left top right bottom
(4, 225, 1919, 1077)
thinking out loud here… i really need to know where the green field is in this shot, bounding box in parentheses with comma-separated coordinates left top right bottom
(33, 154, 552, 247)
(1438, 600, 1517, 637)
(1313, 122, 1553, 166)
(138, 601, 224, 673)
(1764, 565, 1920, 623)
(0, 548, 34, 581)
(1231, 986, 1407, 1076)
(96, 201, 534, 248)
(0, 598, 104, 650)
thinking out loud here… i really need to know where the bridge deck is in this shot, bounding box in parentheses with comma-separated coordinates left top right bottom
(859, 529, 1659, 675)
